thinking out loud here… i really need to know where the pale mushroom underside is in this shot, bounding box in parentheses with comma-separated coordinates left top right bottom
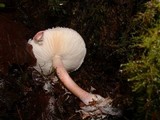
(28, 27, 86, 75)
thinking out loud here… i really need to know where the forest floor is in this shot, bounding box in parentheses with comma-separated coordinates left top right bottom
(0, 11, 132, 120)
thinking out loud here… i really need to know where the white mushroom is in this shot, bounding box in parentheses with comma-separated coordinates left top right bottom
(28, 27, 86, 75)
(28, 27, 102, 105)
(28, 27, 121, 118)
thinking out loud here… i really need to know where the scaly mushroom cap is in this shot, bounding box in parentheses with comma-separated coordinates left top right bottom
(28, 27, 86, 75)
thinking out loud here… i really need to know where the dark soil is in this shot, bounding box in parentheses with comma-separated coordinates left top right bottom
(0, 1, 133, 120)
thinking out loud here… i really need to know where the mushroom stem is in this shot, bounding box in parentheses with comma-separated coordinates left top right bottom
(53, 55, 95, 105)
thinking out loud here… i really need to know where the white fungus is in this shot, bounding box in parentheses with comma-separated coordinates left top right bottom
(28, 27, 86, 75)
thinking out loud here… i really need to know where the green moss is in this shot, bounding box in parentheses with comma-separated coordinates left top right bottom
(0, 3, 5, 8)
(121, 1, 160, 119)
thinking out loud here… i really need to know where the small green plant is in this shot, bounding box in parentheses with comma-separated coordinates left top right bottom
(121, 1, 160, 120)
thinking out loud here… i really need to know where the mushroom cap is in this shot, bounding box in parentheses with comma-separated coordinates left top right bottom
(28, 27, 86, 75)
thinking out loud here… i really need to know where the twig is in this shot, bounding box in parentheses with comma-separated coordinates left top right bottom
(16, 105, 23, 120)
